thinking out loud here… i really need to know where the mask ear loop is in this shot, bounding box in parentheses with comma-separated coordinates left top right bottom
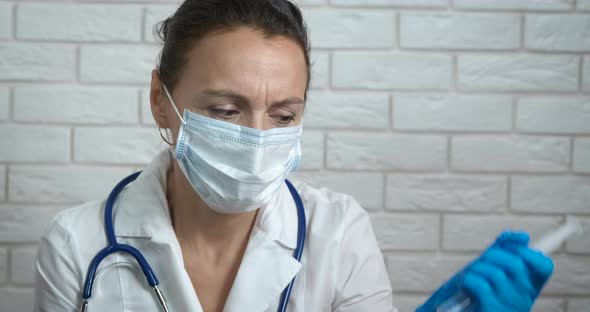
(161, 83, 186, 125)
(156, 82, 187, 146)
(157, 121, 174, 146)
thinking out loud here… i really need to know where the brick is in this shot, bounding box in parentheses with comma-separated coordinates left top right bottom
(584, 56, 590, 91)
(443, 215, 561, 251)
(393, 95, 512, 132)
(291, 172, 383, 210)
(0, 288, 34, 312)
(525, 15, 590, 51)
(80, 45, 160, 83)
(452, 136, 570, 172)
(532, 299, 564, 312)
(0, 86, 7, 121)
(333, 52, 451, 90)
(9, 166, 132, 204)
(0, 125, 70, 163)
(11, 247, 36, 285)
(305, 91, 389, 129)
(0, 205, 64, 243)
(327, 133, 446, 171)
(0, 248, 6, 283)
(566, 217, 590, 254)
(0, 43, 75, 81)
(574, 138, 590, 173)
(454, 0, 571, 10)
(74, 127, 163, 165)
(517, 97, 590, 134)
(310, 52, 329, 89)
(400, 13, 519, 50)
(299, 131, 324, 170)
(385, 254, 472, 292)
(14, 86, 139, 124)
(568, 299, 590, 312)
(331, 0, 447, 7)
(370, 213, 439, 251)
(0, 166, 5, 201)
(0, 3, 10, 39)
(544, 255, 590, 295)
(511, 176, 590, 214)
(458, 54, 578, 92)
(144, 5, 177, 43)
(386, 175, 506, 213)
(17, 4, 141, 42)
(302, 9, 394, 48)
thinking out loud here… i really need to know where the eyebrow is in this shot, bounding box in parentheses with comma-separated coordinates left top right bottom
(200, 88, 305, 107)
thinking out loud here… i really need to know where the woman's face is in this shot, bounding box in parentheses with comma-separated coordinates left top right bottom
(151, 26, 308, 143)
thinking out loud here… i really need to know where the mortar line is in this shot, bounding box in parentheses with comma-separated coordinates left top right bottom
(4, 165, 8, 204)
(140, 6, 147, 42)
(11, 2, 16, 40)
(520, 13, 525, 50)
(578, 55, 584, 92)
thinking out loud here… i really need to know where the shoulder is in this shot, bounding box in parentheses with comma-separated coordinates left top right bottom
(288, 178, 371, 240)
(40, 200, 106, 254)
(287, 179, 393, 310)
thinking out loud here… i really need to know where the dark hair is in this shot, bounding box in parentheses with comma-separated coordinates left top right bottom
(155, 0, 311, 100)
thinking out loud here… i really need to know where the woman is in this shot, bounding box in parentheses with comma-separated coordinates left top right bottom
(34, 1, 553, 311)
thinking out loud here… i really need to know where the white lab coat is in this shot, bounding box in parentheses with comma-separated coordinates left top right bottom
(34, 149, 397, 312)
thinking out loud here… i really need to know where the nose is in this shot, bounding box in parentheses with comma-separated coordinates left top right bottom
(242, 110, 270, 131)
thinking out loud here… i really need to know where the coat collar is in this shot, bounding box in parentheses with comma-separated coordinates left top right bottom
(112, 148, 300, 250)
(111, 149, 303, 311)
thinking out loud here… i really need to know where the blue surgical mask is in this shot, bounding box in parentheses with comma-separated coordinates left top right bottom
(162, 84, 302, 214)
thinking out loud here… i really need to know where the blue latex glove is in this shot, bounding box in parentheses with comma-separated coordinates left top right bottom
(416, 231, 554, 312)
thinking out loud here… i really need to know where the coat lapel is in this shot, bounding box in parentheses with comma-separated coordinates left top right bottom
(224, 181, 304, 312)
(111, 149, 305, 311)
(223, 226, 302, 312)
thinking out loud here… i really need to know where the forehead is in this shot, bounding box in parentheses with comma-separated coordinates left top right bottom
(176, 27, 308, 97)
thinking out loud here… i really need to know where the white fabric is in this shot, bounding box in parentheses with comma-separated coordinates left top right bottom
(34, 149, 397, 312)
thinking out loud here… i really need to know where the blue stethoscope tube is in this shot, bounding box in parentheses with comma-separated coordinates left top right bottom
(80, 171, 306, 312)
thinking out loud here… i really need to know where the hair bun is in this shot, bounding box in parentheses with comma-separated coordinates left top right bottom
(155, 17, 173, 43)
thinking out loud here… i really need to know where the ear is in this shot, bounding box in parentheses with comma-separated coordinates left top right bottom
(150, 69, 171, 128)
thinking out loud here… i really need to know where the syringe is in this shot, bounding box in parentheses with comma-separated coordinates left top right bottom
(435, 217, 584, 312)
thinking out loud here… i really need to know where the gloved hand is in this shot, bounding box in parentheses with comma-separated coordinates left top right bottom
(416, 231, 554, 312)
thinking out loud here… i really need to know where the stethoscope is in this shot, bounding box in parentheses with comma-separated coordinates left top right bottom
(79, 171, 307, 312)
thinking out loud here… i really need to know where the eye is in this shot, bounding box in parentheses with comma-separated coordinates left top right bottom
(272, 114, 296, 126)
(210, 108, 239, 119)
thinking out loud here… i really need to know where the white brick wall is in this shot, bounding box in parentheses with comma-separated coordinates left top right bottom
(393, 95, 512, 131)
(458, 54, 578, 92)
(517, 97, 590, 134)
(303, 9, 395, 48)
(14, 86, 139, 124)
(0, 248, 6, 283)
(525, 15, 590, 52)
(333, 52, 452, 90)
(452, 136, 570, 172)
(16, 4, 142, 42)
(305, 91, 390, 128)
(0, 87, 8, 121)
(400, 13, 520, 50)
(1, 0, 589, 311)
(0, 3, 10, 39)
(574, 138, 590, 173)
(584, 56, 590, 91)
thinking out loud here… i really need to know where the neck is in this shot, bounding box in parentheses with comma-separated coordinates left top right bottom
(166, 160, 258, 258)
